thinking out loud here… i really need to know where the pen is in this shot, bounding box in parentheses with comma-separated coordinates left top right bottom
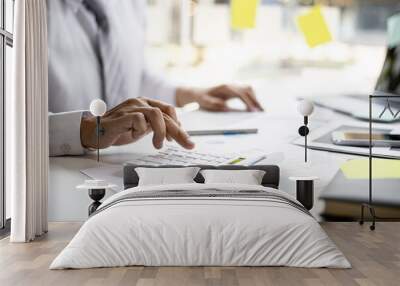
(187, 128, 258, 136)
(247, 155, 267, 166)
(228, 157, 246, 165)
(227, 155, 267, 166)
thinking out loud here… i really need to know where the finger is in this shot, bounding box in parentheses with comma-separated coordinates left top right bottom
(145, 98, 180, 125)
(220, 85, 257, 111)
(104, 98, 140, 116)
(201, 96, 229, 112)
(162, 114, 174, 141)
(133, 107, 166, 149)
(130, 113, 149, 139)
(108, 99, 148, 117)
(164, 115, 195, 149)
(245, 88, 264, 111)
(236, 92, 258, 112)
(166, 133, 173, 141)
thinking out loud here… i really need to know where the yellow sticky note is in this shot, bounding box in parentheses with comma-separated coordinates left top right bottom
(231, 0, 259, 30)
(296, 5, 332, 48)
(341, 159, 400, 180)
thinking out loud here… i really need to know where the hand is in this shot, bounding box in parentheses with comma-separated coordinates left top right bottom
(80, 97, 195, 150)
(176, 84, 264, 112)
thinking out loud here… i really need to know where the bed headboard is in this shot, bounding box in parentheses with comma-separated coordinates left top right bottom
(123, 165, 280, 189)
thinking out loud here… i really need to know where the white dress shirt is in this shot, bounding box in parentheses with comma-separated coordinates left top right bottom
(48, 0, 176, 156)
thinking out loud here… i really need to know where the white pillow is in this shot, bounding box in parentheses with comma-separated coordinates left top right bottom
(135, 167, 200, 186)
(200, 169, 266, 185)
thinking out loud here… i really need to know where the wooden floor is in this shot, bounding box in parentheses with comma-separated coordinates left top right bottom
(0, 222, 399, 286)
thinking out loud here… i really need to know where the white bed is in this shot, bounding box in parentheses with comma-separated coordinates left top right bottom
(50, 183, 351, 269)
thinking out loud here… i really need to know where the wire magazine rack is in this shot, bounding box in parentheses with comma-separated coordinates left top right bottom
(359, 91, 400, 230)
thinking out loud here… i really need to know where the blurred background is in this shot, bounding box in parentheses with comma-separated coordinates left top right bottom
(143, 0, 400, 100)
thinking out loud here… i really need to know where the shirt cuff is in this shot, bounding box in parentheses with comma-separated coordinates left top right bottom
(49, 111, 87, 156)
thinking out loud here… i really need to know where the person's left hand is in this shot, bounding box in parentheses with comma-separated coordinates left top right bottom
(176, 84, 264, 112)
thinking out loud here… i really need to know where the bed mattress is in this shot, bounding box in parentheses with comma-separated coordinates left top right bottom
(50, 183, 351, 269)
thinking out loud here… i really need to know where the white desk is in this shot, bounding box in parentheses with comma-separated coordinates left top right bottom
(48, 79, 376, 222)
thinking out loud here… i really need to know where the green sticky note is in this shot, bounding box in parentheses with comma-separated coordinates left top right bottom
(341, 159, 400, 179)
(388, 13, 400, 47)
(231, 0, 259, 30)
(296, 5, 333, 48)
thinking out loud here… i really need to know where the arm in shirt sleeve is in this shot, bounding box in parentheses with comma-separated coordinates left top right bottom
(49, 111, 87, 156)
(139, 67, 177, 105)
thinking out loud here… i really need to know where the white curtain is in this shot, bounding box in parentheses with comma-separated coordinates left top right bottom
(8, 0, 49, 242)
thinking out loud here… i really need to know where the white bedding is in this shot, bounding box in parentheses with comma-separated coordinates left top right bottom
(50, 183, 351, 269)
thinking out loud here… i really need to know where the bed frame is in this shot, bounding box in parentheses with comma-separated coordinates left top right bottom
(123, 165, 280, 190)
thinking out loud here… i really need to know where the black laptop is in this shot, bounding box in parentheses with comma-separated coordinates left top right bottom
(312, 44, 400, 123)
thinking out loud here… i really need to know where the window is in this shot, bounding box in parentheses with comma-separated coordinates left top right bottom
(0, 0, 13, 233)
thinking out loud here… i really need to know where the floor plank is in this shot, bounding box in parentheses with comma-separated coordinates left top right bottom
(0, 222, 399, 286)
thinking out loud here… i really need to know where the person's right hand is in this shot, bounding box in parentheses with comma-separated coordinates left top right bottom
(80, 97, 195, 150)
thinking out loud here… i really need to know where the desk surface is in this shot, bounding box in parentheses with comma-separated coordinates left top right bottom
(49, 79, 390, 222)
